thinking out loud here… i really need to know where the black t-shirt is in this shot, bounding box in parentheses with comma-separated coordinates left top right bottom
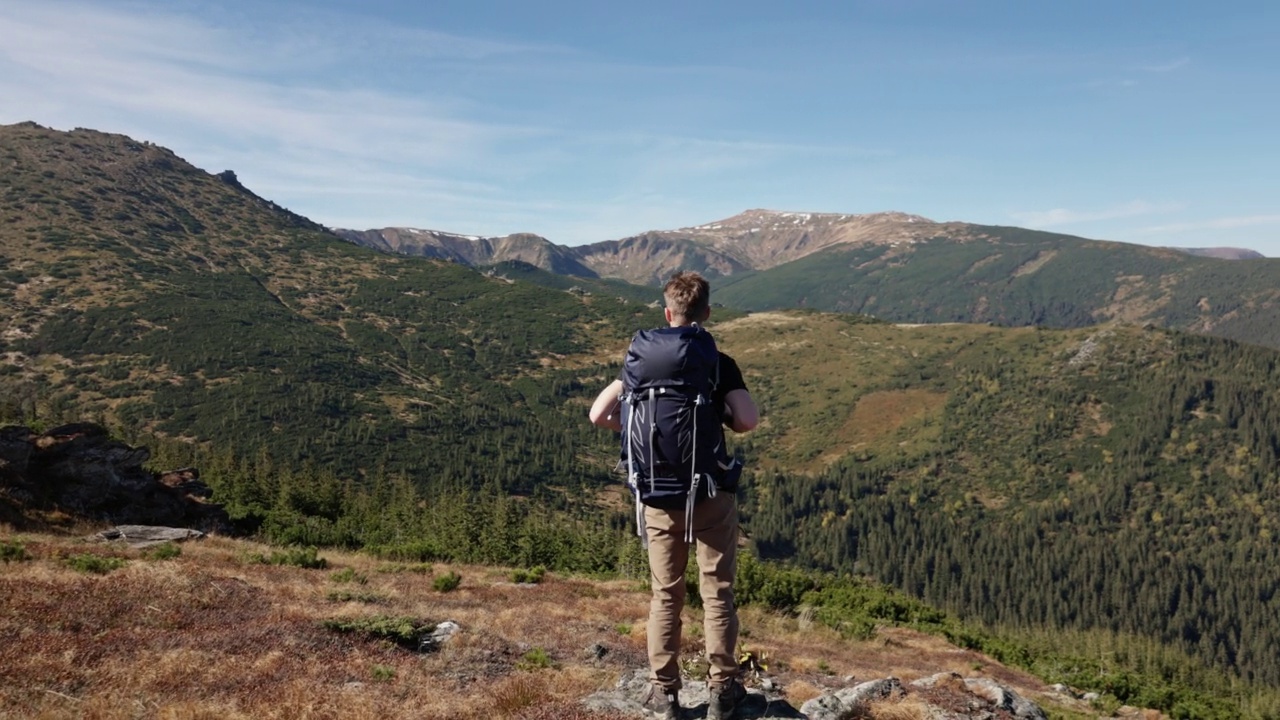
(713, 352, 748, 413)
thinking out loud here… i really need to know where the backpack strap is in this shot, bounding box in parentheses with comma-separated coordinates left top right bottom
(647, 388, 657, 496)
(623, 388, 647, 547)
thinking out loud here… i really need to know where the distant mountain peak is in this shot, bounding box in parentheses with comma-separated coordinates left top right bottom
(404, 227, 486, 242)
(1169, 246, 1265, 260)
(685, 209, 935, 232)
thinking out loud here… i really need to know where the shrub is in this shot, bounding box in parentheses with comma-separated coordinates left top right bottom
(433, 571, 462, 593)
(510, 565, 546, 584)
(370, 665, 396, 682)
(0, 539, 30, 563)
(65, 553, 127, 574)
(517, 647, 556, 671)
(330, 567, 368, 584)
(323, 615, 435, 651)
(143, 542, 181, 561)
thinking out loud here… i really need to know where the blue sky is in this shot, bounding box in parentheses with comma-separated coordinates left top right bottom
(2, 1, 1277, 254)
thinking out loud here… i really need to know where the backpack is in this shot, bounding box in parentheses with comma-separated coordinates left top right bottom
(618, 324, 742, 543)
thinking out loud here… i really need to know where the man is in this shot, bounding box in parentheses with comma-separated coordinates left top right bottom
(589, 271, 759, 720)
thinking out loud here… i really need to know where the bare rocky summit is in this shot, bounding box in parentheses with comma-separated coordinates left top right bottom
(1170, 246, 1265, 260)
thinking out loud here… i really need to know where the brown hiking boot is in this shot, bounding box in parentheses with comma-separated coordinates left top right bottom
(707, 678, 747, 720)
(640, 684, 681, 720)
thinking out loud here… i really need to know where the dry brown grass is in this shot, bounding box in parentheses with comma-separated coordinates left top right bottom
(0, 529, 1074, 719)
(865, 696, 935, 720)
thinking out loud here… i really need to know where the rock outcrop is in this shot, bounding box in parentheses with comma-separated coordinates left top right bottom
(583, 668, 1049, 719)
(0, 422, 229, 532)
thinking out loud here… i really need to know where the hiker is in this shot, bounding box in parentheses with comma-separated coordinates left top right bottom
(589, 271, 759, 720)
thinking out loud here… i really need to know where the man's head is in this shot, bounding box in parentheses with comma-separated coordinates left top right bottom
(663, 271, 711, 326)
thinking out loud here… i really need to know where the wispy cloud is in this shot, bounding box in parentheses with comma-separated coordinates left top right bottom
(0, 2, 549, 167)
(1085, 78, 1140, 89)
(1135, 215, 1280, 235)
(0, 1, 867, 242)
(1083, 56, 1191, 92)
(1011, 200, 1178, 228)
(1139, 57, 1191, 73)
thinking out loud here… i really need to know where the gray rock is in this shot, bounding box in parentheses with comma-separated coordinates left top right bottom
(802, 678, 903, 720)
(836, 677, 902, 705)
(799, 692, 848, 720)
(965, 677, 1046, 719)
(1083, 692, 1101, 702)
(803, 672, 1048, 720)
(92, 525, 205, 548)
(910, 671, 964, 689)
(583, 668, 804, 718)
(418, 620, 460, 653)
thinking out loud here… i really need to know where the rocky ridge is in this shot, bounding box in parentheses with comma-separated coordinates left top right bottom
(336, 210, 955, 287)
(333, 227, 598, 277)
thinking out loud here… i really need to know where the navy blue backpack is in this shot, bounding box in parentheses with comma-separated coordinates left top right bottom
(618, 324, 741, 542)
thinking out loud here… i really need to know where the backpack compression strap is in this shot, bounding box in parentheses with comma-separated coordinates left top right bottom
(623, 388, 647, 547)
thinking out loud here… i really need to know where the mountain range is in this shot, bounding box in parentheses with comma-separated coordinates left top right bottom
(5, 121, 1280, 715)
(337, 211, 1280, 350)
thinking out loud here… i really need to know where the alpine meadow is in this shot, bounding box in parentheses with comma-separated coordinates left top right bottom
(5, 122, 1280, 718)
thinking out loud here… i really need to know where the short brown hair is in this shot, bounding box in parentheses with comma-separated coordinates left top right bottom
(663, 271, 710, 323)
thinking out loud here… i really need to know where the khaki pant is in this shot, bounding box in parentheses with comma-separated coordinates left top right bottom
(644, 490, 739, 691)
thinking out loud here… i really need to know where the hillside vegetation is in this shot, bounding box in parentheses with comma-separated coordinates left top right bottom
(710, 314, 1280, 695)
(4, 123, 1280, 715)
(714, 229, 1280, 349)
(0, 122, 653, 491)
(0, 529, 1106, 720)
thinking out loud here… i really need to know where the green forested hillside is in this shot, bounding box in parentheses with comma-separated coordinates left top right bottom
(710, 315, 1280, 688)
(0, 123, 652, 491)
(715, 228, 1280, 349)
(6, 123, 1280, 714)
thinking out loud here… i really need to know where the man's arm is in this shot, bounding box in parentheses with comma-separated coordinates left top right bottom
(722, 388, 758, 433)
(588, 379, 624, 431)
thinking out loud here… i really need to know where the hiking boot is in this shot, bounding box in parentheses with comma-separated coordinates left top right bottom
(640, 684, 681, 720)
(706, 678, 747, 720)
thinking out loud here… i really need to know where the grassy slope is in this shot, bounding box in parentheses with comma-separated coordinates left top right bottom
(0, 528, 1094, 720)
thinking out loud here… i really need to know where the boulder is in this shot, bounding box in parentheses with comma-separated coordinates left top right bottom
(802, 678, 903, 720)
(418, 620, 461, 653)
(582, 668, 803, 718)
(0, 422, 230, 533)
(92, 525, 206, 548)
